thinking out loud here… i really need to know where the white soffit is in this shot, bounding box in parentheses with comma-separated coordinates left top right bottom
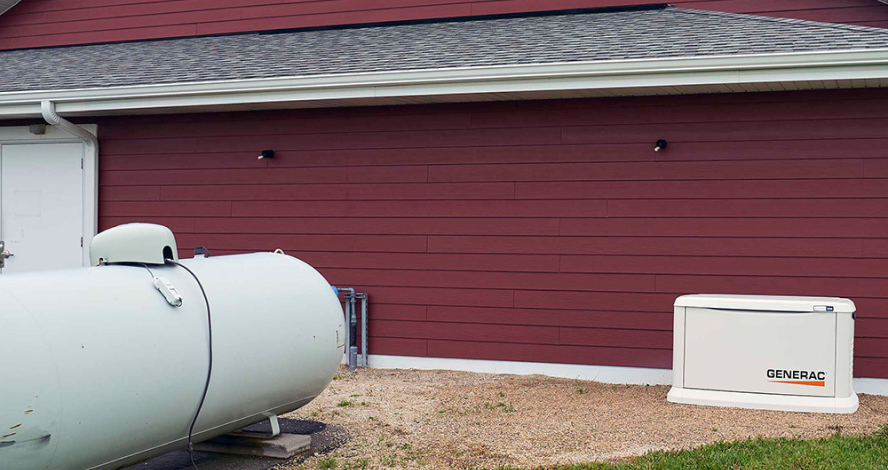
(1, 48, 888, 118)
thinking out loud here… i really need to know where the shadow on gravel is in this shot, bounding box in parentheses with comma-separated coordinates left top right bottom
(123, 418, 348, 470)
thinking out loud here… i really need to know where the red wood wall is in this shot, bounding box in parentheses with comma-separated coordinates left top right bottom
(1, 0, 886, 51)
(96, 88, 888, 379)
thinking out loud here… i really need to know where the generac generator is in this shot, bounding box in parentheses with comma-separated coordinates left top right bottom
(668, 294, 858, 414)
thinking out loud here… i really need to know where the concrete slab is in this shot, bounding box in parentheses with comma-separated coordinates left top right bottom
(194, 433, 311, 459)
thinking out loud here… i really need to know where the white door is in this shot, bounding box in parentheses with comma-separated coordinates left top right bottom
(0, 142, 84, 273)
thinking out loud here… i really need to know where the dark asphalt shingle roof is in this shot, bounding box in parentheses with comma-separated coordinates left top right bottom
(3, 5, 888, 93)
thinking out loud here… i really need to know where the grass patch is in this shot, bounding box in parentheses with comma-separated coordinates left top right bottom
(337, 400, 353, 407)
(343, 458, 369, 469)
(550, 425, 888, 470)
(483, 401, 516, 412)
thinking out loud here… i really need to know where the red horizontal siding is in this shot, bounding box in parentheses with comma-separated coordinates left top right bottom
(429, 160, 868, 183)
(427, 236, 863, 258)
(190, 218, 561, 236)
(94, 88, 888, 379)
(1, 0, 885, 50)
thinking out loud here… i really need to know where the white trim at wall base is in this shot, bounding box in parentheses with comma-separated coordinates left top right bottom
(852, 378, 888, 396)
(368, 355, 672, 385)
(366, 355, 888, 396)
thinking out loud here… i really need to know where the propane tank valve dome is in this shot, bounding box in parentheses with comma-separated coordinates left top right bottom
(90, 223, 179, 266)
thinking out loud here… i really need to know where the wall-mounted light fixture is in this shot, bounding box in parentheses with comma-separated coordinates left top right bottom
(654, 139, 668, 152)
(258, 149, 275, 160)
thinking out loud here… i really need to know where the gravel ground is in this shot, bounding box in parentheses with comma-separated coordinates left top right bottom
(278, 367, 888, 470)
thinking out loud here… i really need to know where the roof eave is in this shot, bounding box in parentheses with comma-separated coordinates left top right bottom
(2, 48, 888, 119)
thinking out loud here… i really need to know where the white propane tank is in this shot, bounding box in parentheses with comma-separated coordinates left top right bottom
(0, 224, 345, 470)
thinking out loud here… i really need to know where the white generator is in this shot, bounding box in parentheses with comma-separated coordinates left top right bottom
(668, 294, 858, 414)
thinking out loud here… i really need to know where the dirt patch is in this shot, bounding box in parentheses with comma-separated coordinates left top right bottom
(277, 368, 888, 469)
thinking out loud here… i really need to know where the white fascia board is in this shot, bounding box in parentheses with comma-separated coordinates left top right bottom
(2, 48, 888, 118)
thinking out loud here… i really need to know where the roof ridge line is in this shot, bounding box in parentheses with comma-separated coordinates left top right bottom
(674, 7, 888, 36)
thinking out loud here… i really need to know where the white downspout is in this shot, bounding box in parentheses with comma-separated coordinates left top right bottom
(40, 101, 98, 151)
(41, 100, 99, 267)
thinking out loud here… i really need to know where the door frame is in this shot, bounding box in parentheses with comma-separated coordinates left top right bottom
(0, 124, 98, 267)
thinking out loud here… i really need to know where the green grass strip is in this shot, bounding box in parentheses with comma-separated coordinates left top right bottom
(494, 425, 888, 470)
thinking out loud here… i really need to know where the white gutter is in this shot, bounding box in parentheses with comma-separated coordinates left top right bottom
(2, 48, 888, 118)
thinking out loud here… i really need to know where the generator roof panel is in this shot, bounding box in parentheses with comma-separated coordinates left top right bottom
(3, 5, 888, 93)
(675, 294, 857, 313)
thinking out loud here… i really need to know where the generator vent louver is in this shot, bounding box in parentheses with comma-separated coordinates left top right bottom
(848, 335, 855, 395)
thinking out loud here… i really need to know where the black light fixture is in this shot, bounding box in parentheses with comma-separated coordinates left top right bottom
(654, 139, 668, 152)
(258, 149, 275, 160)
